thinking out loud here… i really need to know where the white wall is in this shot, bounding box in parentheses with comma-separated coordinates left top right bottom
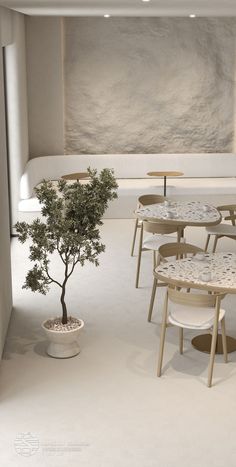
(25, 17, 64, 157)
(0, 7, 12, 357)
(0, 6, 12, 46)
(5, 11, 29, 228)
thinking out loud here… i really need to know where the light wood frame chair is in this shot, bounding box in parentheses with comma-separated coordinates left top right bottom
(148, 242, 204, 322)
(135, 220, 179, 288)
(157, 287, 227, 387)
(131, 194, 166, 256)
(205, 204, 236, 252)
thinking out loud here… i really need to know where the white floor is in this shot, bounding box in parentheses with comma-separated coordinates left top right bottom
(1, 219, 236, 467)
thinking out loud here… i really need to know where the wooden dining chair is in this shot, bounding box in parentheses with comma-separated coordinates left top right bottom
(135, 220, 179, 288)
(148, 242, 204, 322)
(205, 204, 236, 252)
(131, 194, 165, 256)
(157, 286, 227, 387)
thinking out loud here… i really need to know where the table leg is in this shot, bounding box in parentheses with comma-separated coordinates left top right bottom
(163, 176, 167, 196)
(192, 334, 236, 354)
(177, 226, 185, 243)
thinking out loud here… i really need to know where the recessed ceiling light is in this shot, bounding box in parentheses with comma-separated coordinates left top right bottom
(189, 14, 196, 18)
(104, 14, 110, 18)
(142, 0, 151, 2)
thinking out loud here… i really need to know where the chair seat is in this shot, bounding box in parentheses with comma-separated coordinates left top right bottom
(169, 304, 225, 330)
(143, 234, 177, 251)
(206, 224, 236, 236)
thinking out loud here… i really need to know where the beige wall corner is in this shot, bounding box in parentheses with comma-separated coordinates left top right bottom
(0, 22, 12, 356)
(26, 16, 64, 158)
(0, 6, 12, 46)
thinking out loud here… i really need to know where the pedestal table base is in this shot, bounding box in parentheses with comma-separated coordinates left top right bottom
(192, 334, 236, 354)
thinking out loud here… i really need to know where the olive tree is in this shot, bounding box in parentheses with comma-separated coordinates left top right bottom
(15, 168, 118, 324)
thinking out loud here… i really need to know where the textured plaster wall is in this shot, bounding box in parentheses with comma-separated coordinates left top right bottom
(64, 18, 236, 154)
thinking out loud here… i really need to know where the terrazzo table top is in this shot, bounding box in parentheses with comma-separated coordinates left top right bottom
(135, 201, 221, 226)
(156, 252, 236, 294)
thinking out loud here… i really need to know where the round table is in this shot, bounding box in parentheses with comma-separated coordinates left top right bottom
(155, 252, 236, 353)
(61, 172, 90, 182)
(135, 200, 221, 242)
(147, 171, 184, 196)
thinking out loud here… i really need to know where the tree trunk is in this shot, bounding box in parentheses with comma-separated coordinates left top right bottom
(60, 285, 67, 324)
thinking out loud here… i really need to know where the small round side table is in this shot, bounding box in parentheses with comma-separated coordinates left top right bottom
(61, 172, 90, 182)
(147, 171, 184, 196)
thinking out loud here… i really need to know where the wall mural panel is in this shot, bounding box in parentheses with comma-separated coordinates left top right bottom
(64, 18, 236, 154)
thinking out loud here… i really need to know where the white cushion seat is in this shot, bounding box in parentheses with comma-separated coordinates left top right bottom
(206, 224, 236, 236)
(21, 177, 236, 199)
(166, 177, 236, 195)
(17, 153, 236, 221)
(169, 303, 226, 330)
(19, 197, 41, 212)
(19, 178, 236, 214)
(117, 177, 236, 195)
(142, 234, 178, 250)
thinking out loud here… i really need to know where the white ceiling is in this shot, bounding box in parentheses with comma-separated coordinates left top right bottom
(1, 0, 236, 17)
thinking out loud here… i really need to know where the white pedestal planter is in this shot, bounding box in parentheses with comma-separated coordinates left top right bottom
(42, 318, 84, 358)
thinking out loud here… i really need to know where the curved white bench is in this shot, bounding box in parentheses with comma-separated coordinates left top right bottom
(18, 154, 236, 220)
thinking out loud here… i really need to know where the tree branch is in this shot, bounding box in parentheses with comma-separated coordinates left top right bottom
(67, 261, 76, 280)
(44, 262, 62, 288)
(56, 238, 67, 265)
(67, 249, 82, 278)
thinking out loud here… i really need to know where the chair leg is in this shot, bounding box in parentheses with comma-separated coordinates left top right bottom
(157, 291, 168, 377)
(207, 299, 220, 387)
(212, 235, 218, 253)
(148, 277, 158, 322)
(153, 250, 157, 270)
(179, 327, 184, 355)
(135, 223, 143, 288)
(205, 234, 211, 252)
(221, 317, 228, 364)
(177, 227, 184, 243)
(131, 218, 139, 256)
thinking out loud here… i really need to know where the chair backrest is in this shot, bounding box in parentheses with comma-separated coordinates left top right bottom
(159, 242, 203, 261)
(218, 204, 236, 226)
(142, 219, 178, 235)
(167, 287, 224, 308)
(225, 214, 236, 226)
(138, 194, 166, 207)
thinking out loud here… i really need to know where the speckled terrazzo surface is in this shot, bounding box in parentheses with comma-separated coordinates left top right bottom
(136, 201, 221, 225)
(156, 252, 236, 292)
